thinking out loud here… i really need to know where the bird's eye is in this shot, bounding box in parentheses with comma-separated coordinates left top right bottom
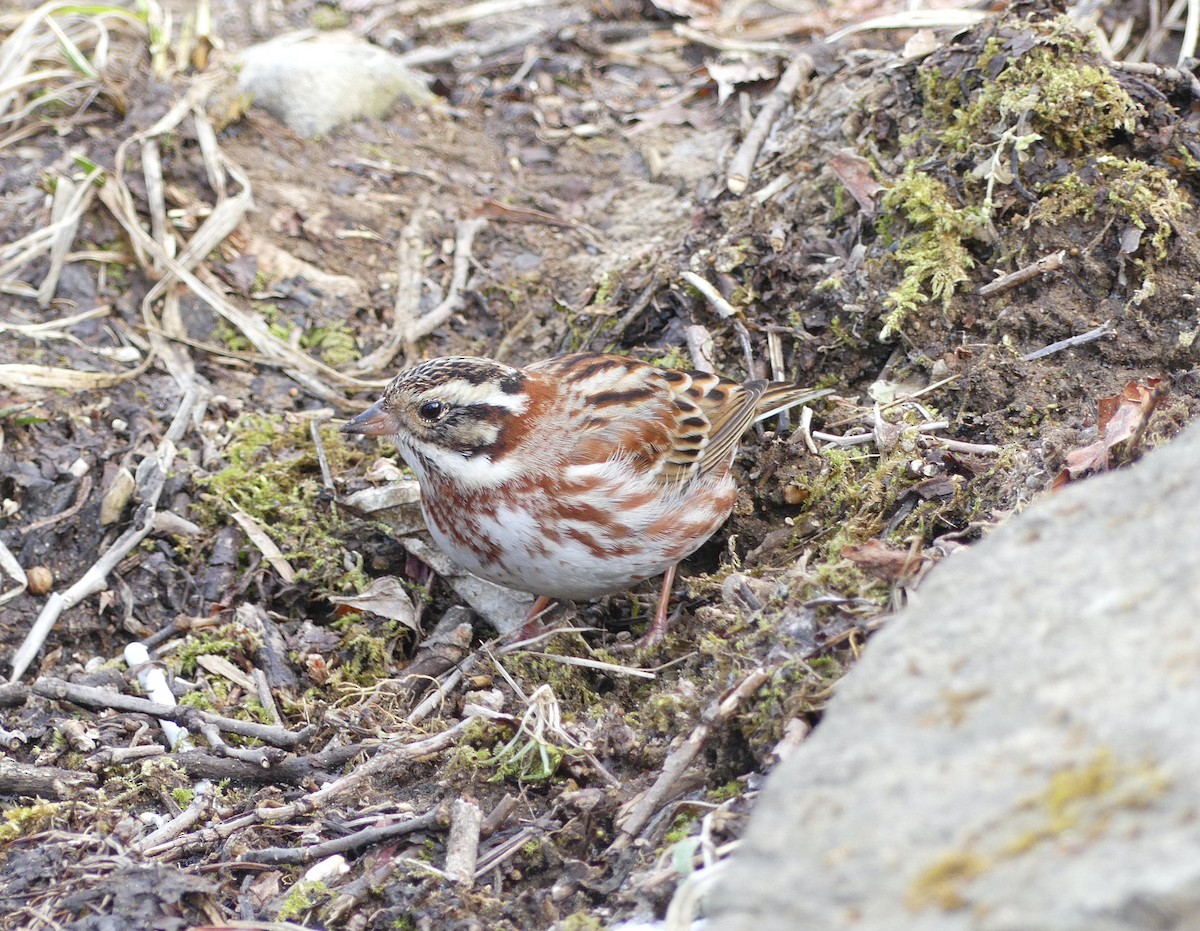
(417, 400, 444, 422)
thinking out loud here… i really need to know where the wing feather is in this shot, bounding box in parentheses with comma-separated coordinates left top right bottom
(528, 354, 829, 490)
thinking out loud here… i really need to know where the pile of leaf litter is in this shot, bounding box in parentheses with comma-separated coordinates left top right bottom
(0, 0, 1197, 928)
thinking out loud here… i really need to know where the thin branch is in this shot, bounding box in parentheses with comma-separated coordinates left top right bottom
(977, 249, 1065, 297)
(680, 271, 736, 319)
(444, 798, 483, 886)
(240, 807, 446, 865)
(31, 677, 315, 749)
(403, 217, 487, 343)
(1021, 321, 1114, 361)
(727, 53, 812, 195)
(609, 667, 772, 850)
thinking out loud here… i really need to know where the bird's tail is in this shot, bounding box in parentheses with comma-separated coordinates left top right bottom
(752, 383, 833, 422)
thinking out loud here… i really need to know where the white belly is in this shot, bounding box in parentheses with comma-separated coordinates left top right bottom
(420, 473, 736, 601)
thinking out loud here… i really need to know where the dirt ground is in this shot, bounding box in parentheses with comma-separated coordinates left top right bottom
(1, 0, 1197, 928)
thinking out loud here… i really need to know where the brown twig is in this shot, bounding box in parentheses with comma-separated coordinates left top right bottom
(609, 667, 773, 851)
(726, 54, 812, 195)
(977, 249, 1065, 297)
(147, 723, 477, 860)
(15, 473, 93, 536)
(239, 806, 445, 865)
(0, 756, 97, 798)
(31, 677, 315, 749)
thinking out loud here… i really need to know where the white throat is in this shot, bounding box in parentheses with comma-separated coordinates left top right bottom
(397, 436, 522, 490)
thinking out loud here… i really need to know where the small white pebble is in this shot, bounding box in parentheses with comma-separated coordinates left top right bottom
(304, 855, 350, 884)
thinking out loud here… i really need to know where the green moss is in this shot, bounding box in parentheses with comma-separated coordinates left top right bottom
(193, 413, 368, 594)
(639, 688, 701, 735)
(592, 270, 618, 306)
(171, 787, 196, 808)
(301, 321, 360, 367)
(648, 345, 694, 373)
(332, 617, 393, 684)
(178, 688, 215, 711)
(923, 30, 1140, 155)
(663, 812, 698, 845)
(557, 913, 604, 931)
(0, 802, 62, 842)
(877, 14, 1184, 337)
(174, 628, 252, 677)
(500, 646, 612, 713)
(707, 780, 743, 802)
(1038, 156, 1187, 260)
(878, 167, 984, 339)
(277, 880, 329, 921)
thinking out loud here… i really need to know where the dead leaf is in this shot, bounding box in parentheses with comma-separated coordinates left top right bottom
(830, 150, 885, 215)
(328, 575, 419, 630)
(1052, 378, 1167, 488)
(706, 59, 781, 105)
(230, 509, 296, 583)
(842, 539, 924, 584)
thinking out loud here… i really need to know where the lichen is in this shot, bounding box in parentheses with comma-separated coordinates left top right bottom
(906, 850, 991, 911)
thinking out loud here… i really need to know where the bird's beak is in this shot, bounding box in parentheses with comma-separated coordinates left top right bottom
(340, 399, 397, 437)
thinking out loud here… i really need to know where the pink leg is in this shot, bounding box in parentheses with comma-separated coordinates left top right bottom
(518, 595, 553, 640)
(636, 563, 678, 649)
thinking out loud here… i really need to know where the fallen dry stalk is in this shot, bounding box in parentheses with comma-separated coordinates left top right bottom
(351, 195, 430, 376)
(399, 216, 488, 345)
(241, 806, 445, 865)
(445, 798, 483, 886)
(139, 717, 481, 862)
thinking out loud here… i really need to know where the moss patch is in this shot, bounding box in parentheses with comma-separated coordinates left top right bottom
(192, 413, 368, 594)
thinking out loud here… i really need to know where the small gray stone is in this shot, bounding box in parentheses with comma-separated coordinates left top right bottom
(712, 420, 1200, 931)
(238, 33, 433, 138)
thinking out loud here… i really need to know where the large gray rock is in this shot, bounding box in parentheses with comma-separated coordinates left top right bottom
(712, 420, 1200, 931)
